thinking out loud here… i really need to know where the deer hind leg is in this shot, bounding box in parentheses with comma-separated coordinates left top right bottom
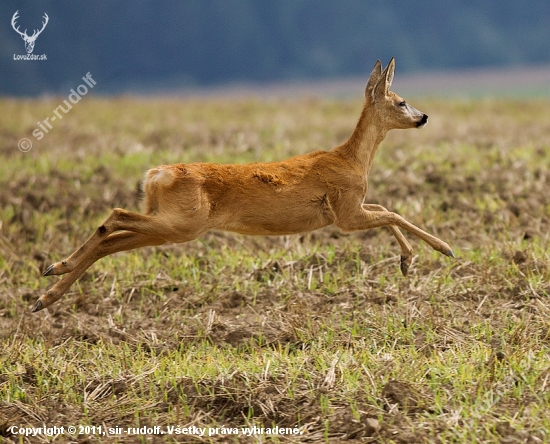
(362, 204, 413, 276)
(33, 231, 167, 312)
(42, 209, 138, 277)
(339, 207, 454, 264)
(37, 206, 205, 311)
(43, 207, 191, 277)
(45, 167, 177, 277)
(41, 209, 143, 277)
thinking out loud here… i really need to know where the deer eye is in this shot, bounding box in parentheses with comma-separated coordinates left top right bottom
(399, 101, 406, 107)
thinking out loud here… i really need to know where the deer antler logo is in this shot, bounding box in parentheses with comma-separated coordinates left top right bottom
(11, 10, 49, 54)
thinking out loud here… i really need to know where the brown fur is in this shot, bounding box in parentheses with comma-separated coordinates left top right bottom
(34, 58, 453, 312)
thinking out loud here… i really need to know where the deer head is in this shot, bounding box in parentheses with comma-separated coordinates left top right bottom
(365, 58, 428, 130)
(11, 11, 49, 54)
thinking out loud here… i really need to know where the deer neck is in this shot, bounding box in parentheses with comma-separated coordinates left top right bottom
(337, 105, 388, 176)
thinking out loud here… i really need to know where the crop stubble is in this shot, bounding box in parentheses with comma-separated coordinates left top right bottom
(0, 98, 550, 442)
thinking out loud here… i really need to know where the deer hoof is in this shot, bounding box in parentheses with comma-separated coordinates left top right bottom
(444, 250, 455, 258)
(31, 299, 44, 313)
(42, 261, 71, 276)
(400, 255, 411, 276)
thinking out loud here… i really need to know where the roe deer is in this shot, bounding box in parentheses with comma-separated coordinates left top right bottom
(33, 58, 454, 312)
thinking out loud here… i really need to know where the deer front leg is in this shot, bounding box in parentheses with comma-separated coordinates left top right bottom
(33, 231, 166, 312)
(362, 204, 413, 276)
(338, 208, 454, 260)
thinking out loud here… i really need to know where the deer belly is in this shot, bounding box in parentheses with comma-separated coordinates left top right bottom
(220, 195, 335, 235)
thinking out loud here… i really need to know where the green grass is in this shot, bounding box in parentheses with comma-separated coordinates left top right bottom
(1, 97, 550, 442)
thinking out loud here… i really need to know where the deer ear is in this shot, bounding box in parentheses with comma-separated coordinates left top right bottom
(373, 57, 395, 98)
(365, 60, 383, 99)
(385, 57, 395, 90)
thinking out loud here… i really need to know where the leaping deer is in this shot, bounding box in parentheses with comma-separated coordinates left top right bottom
(33, 58, 454, 313)
(11, 10, 49, 54)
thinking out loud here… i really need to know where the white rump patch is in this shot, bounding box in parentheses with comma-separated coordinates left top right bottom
(145, 166, 174, 187)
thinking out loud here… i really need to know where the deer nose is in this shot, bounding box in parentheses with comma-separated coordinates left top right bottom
(416, 114, 428, 127)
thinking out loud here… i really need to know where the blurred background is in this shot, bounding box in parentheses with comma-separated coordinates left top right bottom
(1, 0, 549, 97)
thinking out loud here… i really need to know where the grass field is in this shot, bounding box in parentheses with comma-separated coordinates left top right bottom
(1, 95, 550, 443)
